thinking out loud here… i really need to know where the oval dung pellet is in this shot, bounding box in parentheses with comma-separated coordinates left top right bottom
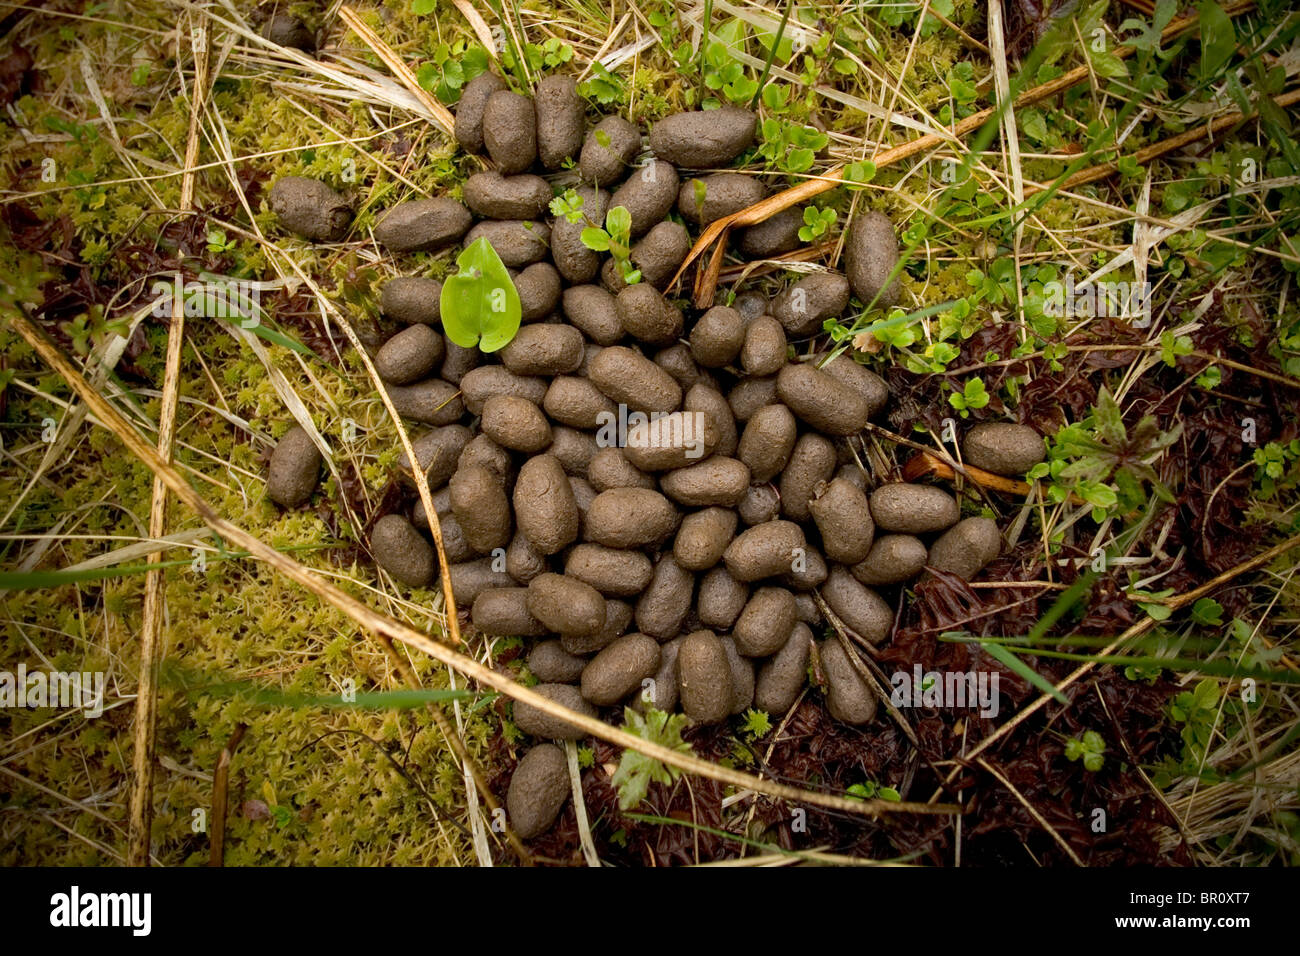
(459, 365, 548, 416)
(376, 324, 444, 385)
(398, 424, 472, 490)
(755, 623, 812, 715)
(513, 683, 597, 740)
(472, 587, 547, 637)
(733, 586, 798, 657)
(851, 534, 928, 586)
(381, 277, 443, 325)
(268, 176, 352, 242)
(463, 219, 551, 268)
(552, 187, 610, 284)
(482, 89, 537, 173)
(689, 305, 745, 368)
(927, 516, 1002, 581)
(822, 566, 892, 644)
(371, 513, 435, 588)
(737, 484, 780, 526)
(722, 520, 806, 582)
(673, 507, 737, 571)
(962, 423, 1046, 476)
(266, 425, 322, 507)
(507, 743, 569, 839)
(721, 637, 754, 714)
(588, 346, 682, 413)
(544, 376, 618, 430)
(455, 71, 507, 154)
(771, 273, 850, 337)
(513, 262, 563, 323)
(736, 206, 803, 259)
(384, 379, 465, 425)
(740, 315, 787, 377)
(869, 483, 960, 534)
(449, 463, 512, 553)
(581, 633, 661, 706)
(775, 363, 870, 436)
(727, 375, 778, 422)
(677, 630, 733, 724)
(684, 384, 738, 459)
(819, 639, 877, 725)
(779, 433, 837, 522)
(697, 565, 749, 630)
(677, 172, 765, 225)
(513, 454, 579, 556)
(585, 488, 679, 548)
(634, 554, 694, 641)
(499, 323, 583, 377)
(445, 558, 513, 607)
(526, 573, 607, 637)
(528, 640, 588, 684)
(580, 115, 641, 185)
(659, 457, 750, 507)
(463, 171, 552, 220)
(374, 197, 471, 253)
(480, 394, 552, 454)
(623, 410, 718, 472)
(615, 282, 683, 346)
(565, 543, 654, 597)
(845, 210, 901, 308)
(534, 74, 583, 170)
(649, 108, 756, 168)
(808, 477, 875, 564)
(562, 599, 632, 655)
(587, 446, 656, 491)
(737, 403, 797, 484)
(608, 159, 679, 237)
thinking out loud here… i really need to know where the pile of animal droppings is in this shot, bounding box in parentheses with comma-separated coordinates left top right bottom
(263, 70, 1046, 841)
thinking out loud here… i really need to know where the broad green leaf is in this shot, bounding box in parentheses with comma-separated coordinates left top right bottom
(439, 237, 522, 352)
(580, 226, 611, 251)
(605, 204, 632, 240)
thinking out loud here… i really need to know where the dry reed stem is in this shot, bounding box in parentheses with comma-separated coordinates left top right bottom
(127, 16, 208, 869)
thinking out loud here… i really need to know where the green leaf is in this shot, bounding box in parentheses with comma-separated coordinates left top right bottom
(979, 640, 1069, 704)
(439, 237, 522, 352)
(605, 205, 632, 241)
(412, 0, 436, 14)
(1197, 1, 1236, 82)
(611, 707, 694, 810)
(580, 226, 611, 252)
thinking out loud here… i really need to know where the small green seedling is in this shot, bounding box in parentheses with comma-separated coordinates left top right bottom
(549, 189, 586, 224)
(581, 205, 640, 285)
(798, 206, 837, 242)
(611, 707, 693, 809)
(948, 377, 989, 417)
(846, 779, 901, 801)
(1064, 730, 1106, 772)
(439, 237, 521, 352)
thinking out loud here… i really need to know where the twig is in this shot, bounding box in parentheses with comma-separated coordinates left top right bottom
(208, 724, 246, 867)
(127, 16, 208, 869)
(1027, 88, 1300, 196)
